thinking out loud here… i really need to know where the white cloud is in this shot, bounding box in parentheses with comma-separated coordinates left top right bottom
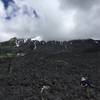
(0, 32, 15, 41)
(0, 1, 5, 17)
(0, 0, 100, 41)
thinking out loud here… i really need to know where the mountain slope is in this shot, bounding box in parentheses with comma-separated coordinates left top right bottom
(0, 39, 100, 100)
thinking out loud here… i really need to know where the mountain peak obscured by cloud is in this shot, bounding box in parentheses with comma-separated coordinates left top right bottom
(0, 0, 100, 42)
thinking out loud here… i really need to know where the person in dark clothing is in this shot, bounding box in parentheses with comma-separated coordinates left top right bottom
(80, 76, 96, 99)
(80, 77, 92, 88)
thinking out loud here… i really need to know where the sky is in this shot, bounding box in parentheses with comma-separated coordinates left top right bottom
(0, 0, 100, 41)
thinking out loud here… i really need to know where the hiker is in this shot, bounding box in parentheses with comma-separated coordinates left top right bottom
(80, 76, 91, 88)
(41, 85, 50, 100)
(80, 76, 96, 99)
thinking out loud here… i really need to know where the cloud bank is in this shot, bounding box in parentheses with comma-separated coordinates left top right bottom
(0, 0, 100, 41)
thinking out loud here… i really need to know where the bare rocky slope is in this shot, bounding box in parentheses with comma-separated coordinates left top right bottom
(0, 39, 100, 100)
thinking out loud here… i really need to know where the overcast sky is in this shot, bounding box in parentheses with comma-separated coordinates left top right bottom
(0, 0, 100, 41)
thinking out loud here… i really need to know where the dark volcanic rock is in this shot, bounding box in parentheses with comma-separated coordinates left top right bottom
(0, 39, 100, 100)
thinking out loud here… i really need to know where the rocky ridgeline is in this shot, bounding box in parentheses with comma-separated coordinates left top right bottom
(16, 38, 100, 52)
(0, 39, 100, 100)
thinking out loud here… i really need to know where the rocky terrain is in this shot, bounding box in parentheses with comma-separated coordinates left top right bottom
(0, 39, 100, 100)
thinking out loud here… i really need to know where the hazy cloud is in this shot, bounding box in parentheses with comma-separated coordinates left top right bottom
(60, 0, 100, 39)
(59, 0, 99, 10)
(0, 0, 100, 41)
